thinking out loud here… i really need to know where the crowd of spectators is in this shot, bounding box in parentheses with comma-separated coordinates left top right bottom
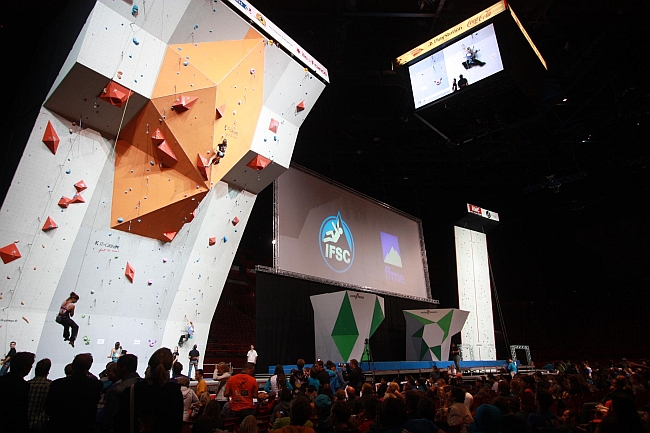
(1, 351, 648, 433)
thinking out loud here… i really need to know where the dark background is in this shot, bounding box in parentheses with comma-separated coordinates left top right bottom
(2, 0, 649, 362)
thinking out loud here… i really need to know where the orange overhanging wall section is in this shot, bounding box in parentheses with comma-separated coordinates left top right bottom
(111, 29, 265, 241)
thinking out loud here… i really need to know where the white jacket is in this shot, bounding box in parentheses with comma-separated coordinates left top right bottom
(181, 386, 199, 422)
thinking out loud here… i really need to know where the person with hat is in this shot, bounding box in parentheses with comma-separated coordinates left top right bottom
(314, 394, 332, 433)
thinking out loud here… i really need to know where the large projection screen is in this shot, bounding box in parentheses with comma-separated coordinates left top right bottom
(409, 23, 504, 109)
(275, 167, 431, 300)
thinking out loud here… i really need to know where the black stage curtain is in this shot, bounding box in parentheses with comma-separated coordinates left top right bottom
(256, 271, 438, 373)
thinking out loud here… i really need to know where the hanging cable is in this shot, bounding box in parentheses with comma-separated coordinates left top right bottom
(488, 252, 510, 355)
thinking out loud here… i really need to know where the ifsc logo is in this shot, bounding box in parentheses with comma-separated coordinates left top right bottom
(319, 212, 355, 273)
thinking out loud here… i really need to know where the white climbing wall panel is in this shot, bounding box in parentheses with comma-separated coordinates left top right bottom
(454, 226, 497, 360)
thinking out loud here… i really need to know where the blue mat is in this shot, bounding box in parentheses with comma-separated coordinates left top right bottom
(271, 360, 511, 374)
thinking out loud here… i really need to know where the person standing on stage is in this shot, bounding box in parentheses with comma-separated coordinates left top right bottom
(108, 342, 122, 363)
(188, 344, 200, 379)
(450, 343, 461, 372)
(246, 344, 258, 365)
(0, 341, 17, 376)
(507, 358, 518, 378)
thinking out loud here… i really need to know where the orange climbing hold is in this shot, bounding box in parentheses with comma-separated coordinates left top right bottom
(151, 128, 165, 144)
(247, 155, 271, 171)
(268, 118, 279, 134)
(58, 197, 72, 208)
(74, 180, 87, 192)
(42, 216, 58, 231)
(156, 140, 178, 167)
(42, 121, 60, 155)
(125, 262, 136, 283)
(232, 217, 240, 226)
(172, 95, 199, 112)
(216, 104, 226, 119)
(163, 232, 177, 242)
(197, 153, 210, 179)
(98, 81, 133, 107)
(0, 243, 22, 264)
(209, 237, 216, 246)
(296, 100, 306, 112)
(70, 194, 85, 204)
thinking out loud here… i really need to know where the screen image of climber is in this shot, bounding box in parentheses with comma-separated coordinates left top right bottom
(409, 23, 504, 109)
(275, 166, 431, 300)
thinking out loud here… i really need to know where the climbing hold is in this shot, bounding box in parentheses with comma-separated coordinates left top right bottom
(246, 155, 271, 171)
(22, 316, 29, 323)
(147, 279, 153, 285)
(163, 258, 168, 263)
(90, 290, 95, 294)
(125, 262, 135, 283)
(58, 197, 72, 208)
(296, 100, 306, 112)
(215, 104, 226, 119)
(74, 180, 88, 192)
(194, 24, 199, 29)
(42, 121, 60, 154)
(232, 217, 239, 226)
(157, 141, 178, 167)
(183, 61, 189, 66)
(151, 128, 165, 143)
(132, 37, 140, 45)
(131, 5, 138, 17)
(223, 236, 228, 243)
(163, 232, 177, 242)
(117, 217, 124, 223)
(172, 95, 198, 112)
(42, 216, 58, 231)
(209, 237, 216, 246)
(98, 81, 133, 107)
(70, 193, 85, 204)
(250, 68, 255, 74)
(268, 118, 279, 134)
(197, 154, 210, 179)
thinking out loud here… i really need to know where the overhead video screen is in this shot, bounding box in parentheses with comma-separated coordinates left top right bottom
(409, 23, 504, 109)
(275, 167, 431, 300)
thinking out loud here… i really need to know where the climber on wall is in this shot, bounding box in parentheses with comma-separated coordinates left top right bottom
(178, 315, 195, 347)
(56, 292, 80, 347)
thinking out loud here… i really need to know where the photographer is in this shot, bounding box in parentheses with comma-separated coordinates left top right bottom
(342, 359, 364, 395)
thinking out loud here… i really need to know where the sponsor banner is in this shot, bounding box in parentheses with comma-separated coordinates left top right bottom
(395, 1, 507, 67)
(224, 0, 329, 82)
(467, 203, 500, 222)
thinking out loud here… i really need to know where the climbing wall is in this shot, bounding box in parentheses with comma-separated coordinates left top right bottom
(454, 226, 496, 360)
(0, 0, 326, 377)
(403, 308, 469, 361)
(310, 291, 385, 363)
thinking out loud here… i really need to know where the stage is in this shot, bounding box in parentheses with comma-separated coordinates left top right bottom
(269, 360, 519, 377)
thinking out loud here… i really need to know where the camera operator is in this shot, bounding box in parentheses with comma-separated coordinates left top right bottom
(342, 359, 364, 395)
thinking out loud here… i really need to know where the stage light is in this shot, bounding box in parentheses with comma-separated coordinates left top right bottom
(562, 98, 568, 102)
